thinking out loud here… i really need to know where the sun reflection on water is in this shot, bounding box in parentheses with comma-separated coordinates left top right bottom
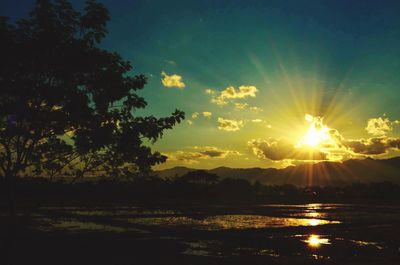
(304, 234, 330, 248)
(308, 218, 322, 226)
(307, 211, 320, 218)
(125, 215, 340, 230)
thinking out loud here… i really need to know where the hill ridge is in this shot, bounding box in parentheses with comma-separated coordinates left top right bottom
(155, 157, 400, 186)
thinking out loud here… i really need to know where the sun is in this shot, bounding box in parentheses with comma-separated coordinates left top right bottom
(297, 114, 336, 149)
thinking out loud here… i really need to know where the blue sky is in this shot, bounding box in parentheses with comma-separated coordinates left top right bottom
(2, 0, 400, 169)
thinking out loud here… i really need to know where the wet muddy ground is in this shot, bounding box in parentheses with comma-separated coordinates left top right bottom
(1, 203, 400, 264)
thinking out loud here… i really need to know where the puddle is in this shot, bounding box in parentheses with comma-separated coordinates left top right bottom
(67, 209, 180, 217)
(182, 240, 221, 257)
(48, 219, 126, 232)
(38, 218, 149, 234)
(350, 240, 385, 250)
(234, 247, 280, 257)
(125, 215, 340, 230)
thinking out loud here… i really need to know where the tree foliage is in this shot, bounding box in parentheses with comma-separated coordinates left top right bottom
(177, 170, 220, 186)
(0, 0, 184, 181)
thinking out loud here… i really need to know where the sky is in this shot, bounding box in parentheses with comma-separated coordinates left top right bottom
(2, 0, 400, 169)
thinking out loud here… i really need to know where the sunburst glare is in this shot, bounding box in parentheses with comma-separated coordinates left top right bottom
(297, 114, 336, 149)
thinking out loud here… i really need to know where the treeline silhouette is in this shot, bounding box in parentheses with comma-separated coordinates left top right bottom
(2, 170, 399, 206)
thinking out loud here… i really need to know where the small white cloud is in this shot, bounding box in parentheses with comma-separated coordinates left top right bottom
(234, 103, 249, 109)
(161, 71, 185, 89)
(250, 119, 271, 128)
(365, 116, 392, 136)
(205, 88, 216, 95)
(192, 111, 212, 120)
(191, 112, 199, 119)
(164, 60, 176, 65)
(202, 111, 212, 118)
(249, 106, 263, 113)
(210, 85, 258, 105)
(217, 117, 244, 131)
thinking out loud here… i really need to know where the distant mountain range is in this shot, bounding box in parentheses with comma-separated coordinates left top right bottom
(155, 157, 400, 186)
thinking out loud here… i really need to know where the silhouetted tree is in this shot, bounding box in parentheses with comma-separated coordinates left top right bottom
(0, 0, 184, 214)
(216, 178, 253, 201)
(177, 170, 220, 186)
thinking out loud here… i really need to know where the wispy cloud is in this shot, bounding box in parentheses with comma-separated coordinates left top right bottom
(190, 111, 213, 124)
(234, 102, 263, 113)
(164, 146, 241, 164)
(234, 102, 249, 109)
(249, 106, 263, 113)
(164, 59, 176, 65)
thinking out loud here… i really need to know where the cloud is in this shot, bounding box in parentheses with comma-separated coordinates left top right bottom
(191, 112, 199, 119)
(210, 85, 258, 105)
(249, 106, 263, 113)
(164, 60, 176, 65)
(233, 102, 263, 113)
(248, 138, 327, 161)
(205, 89, 216, 95)
(191, 111, 212, 121)
(161, 71, 185, 89)
(165, 146, 241, 164)
(341, 115, 400, 155)
(202, 111, 212, 118)
(365, 116, 392, 136)
(247, 114, 400, 163)
(218, 118, 244, 131)
(234, 103, 249, 109)
(343, 137, 400, 155)
(250, 119, 271, 128)
(193, 146, 241, 157)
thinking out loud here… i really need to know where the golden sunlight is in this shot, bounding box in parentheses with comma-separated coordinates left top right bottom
(308, 218, 322, 226)
(304, 234, 330, 248)
(297, 114, 336, 149)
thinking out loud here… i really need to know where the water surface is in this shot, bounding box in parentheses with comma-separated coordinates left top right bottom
(31, 203, 400, 263)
